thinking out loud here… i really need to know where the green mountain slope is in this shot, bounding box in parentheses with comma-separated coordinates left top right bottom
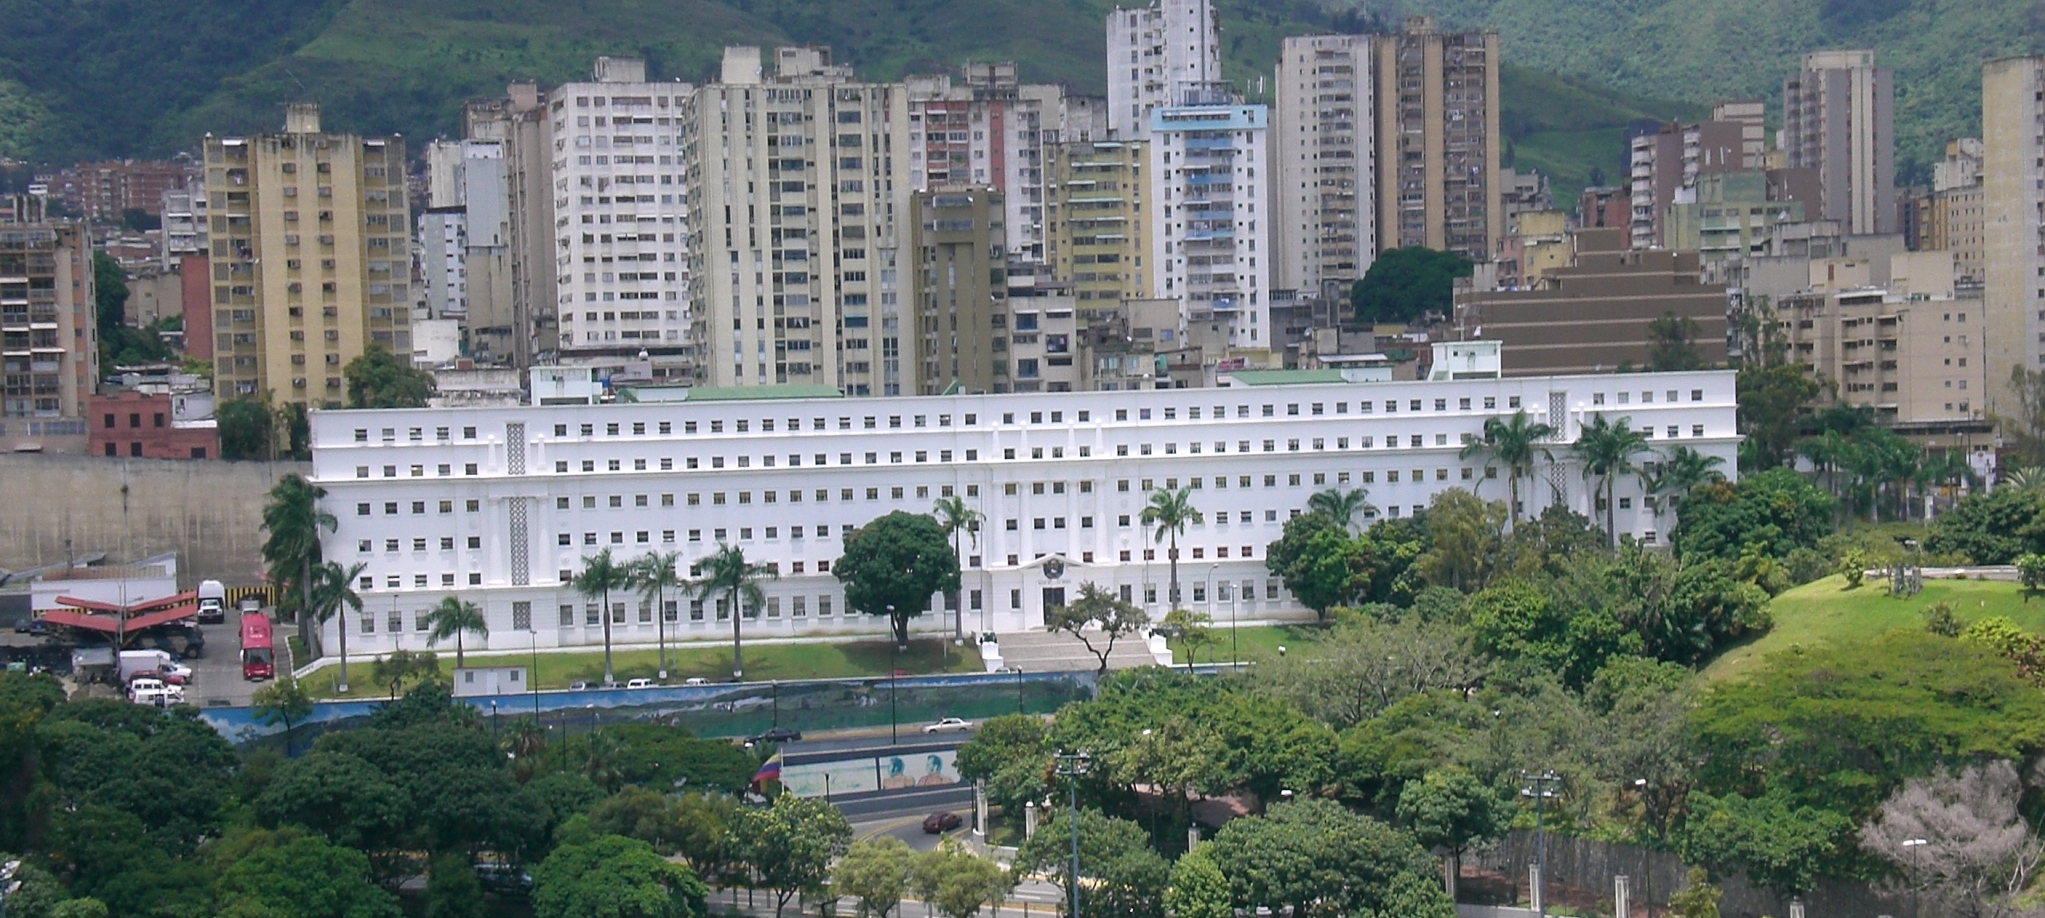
(1503, 64, 1708, 209)
(1405, 0, 2045, 182)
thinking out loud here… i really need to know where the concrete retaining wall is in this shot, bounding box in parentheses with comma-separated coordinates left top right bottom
(0, 453, 309, 584)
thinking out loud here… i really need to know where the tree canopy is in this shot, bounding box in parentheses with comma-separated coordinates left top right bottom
(835, 511, 961, 647)
(342, 344, 435, 409)
(1349, 247, 1472, 324)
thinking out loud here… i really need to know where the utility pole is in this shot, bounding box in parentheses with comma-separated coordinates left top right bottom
(1520, 771, 1560, 918)
(1054, 752, 1092, 918)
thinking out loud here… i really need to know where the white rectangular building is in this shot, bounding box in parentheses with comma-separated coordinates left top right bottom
(304, 356, 1738, 658)
(548, 57, 695, 365)
(1150, 102, 1272, 353)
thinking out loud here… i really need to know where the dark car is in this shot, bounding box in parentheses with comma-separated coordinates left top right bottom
(12, 618, 46, 636)
(922, 811, 963, 834)
(746, 726, 803, 745)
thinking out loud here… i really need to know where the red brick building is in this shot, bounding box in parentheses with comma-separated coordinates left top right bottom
(88, 390, 218, 459)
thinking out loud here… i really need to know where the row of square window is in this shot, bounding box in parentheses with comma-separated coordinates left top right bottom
(359, 573, 484, 591)
(357, 499, 480, 516)
(361, 537, 482, 553)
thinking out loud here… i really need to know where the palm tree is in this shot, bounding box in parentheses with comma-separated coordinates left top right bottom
(573, 548, 631, 687)
(1305, 486, 1373, 532)
(1573, 414, 1652, 547)
(424, 596, 490, 669)
(1141, 487, 1199, 608)
(701, 544, 777, 680)
(931, 495, 984, 638)
(629, 550, 689, 679)
(310, 560, 367, 693)
(1644, 445, 1727, 527)
(260, 474, 335, 630)
(1458, 409, 1556, 524)
(501, 715, 547, 783)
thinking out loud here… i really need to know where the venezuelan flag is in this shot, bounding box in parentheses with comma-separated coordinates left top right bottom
(751, 752, 783, 788)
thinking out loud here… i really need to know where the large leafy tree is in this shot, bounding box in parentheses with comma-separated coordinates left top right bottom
(1395, 767, 1513, 900)
(1464, 581, 1638, 687)
(252, 751, 409, 852)
(261, 473, 334, 629)
(836, 511, 961, 649)
(573, 548, 630, 686)
(834, 836, 917, 918)
(912, 843, 1012, 918)
(1573, 413, 1651, 546)
(1671, 468, 1834, 562)
(1647, 310, 1706, 371)
(1261, 614, 1486, 730)
(954, 714, 1052, 813)
(1044, 583, 1150, 675)
(251, 673, 314, 756)
(1012, 809, 1170, 918)
(1411, 488, 1507, 593)
(211, 830, 403, 918)
(698, 544, 776, 680)
(218, 393, 278, 460)
(1203, 798, 1456, 918)
(342, 343, 435, 409)
(1349, 246, 1472, 324)
(1675, 788, 1855, 899)
(533, 834, 708, 918)
(628, 550, 688, 678)
(738, 793, 852, 918)
(1459, 409, 1555, 523)
(1926, 485, 2045, 565)
(1142, 487, 1198, 608)
(1737, 361, 1822, 471)
(1263, 512, 1371, 619)
(422, 596, 489, 669)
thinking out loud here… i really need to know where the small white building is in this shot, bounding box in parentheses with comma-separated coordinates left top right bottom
(451, 665, 529, 697)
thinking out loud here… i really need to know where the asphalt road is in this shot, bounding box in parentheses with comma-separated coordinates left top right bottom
(183, 618, 291, 708)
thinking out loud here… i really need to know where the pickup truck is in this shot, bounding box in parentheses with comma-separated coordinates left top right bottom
(128, 677, 185, 707)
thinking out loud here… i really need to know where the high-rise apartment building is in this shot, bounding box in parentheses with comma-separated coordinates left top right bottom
(159, 183, 207, 268)
(1274, 35, 1373, 296)
(548, 58, 694, 372)
(1628, 119, 1748, 249)
(419, 205, 467, 321)
(1372, 16, 1501, 261)
(911, 187, 1008, 394)
(1045, 137, 1151, 314)
(0, 194, 96, 452)
(1149, 100, 1271, 352)
(202, 105, 409, 406)
(1106, 0, 1222, 138)
(1711, 100, 1768, 170)
(1923, 139, 1986, 284)
(1784, 50, 1895, 235)
(1984, 57, 2045, 420)
(683, 46, 914, 395)
(463, 84, 557, 370)
(905, 64, 1098, 265)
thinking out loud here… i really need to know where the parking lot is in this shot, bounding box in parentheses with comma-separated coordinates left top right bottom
(4, 612, 290, 708)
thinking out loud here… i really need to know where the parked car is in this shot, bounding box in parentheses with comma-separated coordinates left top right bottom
(625, 678, 656, 689)
(746, 726, 802, 745)
(923, 717, 974, 734)
(922, 811, 963, 834)
(12, 617, 45, 636)
(682, 677, 709, 686)
(568, 681, 592, 691)
(474, 862, 533, 894)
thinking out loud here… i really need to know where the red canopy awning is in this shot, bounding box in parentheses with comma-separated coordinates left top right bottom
(42, 604, 199, 634)
(54, 591, 196, 614)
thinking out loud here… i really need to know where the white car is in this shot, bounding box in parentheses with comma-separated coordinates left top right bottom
(625, 678, 656, 689)
(923, 717, 975, 734)
(128, 678, 184, 707)
(682, 677, 709, 686)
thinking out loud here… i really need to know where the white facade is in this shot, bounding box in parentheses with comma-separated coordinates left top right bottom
(159, 184, 206, 268)
(1149, 104, 1271, 350)
(1107, 0, 1223, 138)
(306, 367, 1738, 657)
(1274, 35, 1374, 294)
(548, 57, 695, 359)
(419, 208, 467, 320)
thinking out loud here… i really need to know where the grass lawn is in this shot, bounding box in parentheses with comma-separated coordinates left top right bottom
(1703, 574, 2045, 681)
(302, 637, 985, 699)
(1167, 622, 1332, 667)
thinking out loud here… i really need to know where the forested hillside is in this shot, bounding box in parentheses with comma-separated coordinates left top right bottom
(3, 0, 2029, 190)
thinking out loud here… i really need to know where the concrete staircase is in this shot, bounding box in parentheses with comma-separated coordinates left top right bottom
(987, 628, 1164, 673)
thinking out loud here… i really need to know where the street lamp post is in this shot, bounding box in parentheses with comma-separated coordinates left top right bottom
(1521, 772, 1561, 918)
(890, 643, 900, 744)
(530, 626, 540, 717)
(1054, 752, 1092, 918)
(1014, 666, 1025, 715)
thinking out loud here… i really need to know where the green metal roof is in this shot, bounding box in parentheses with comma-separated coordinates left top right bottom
(1228, 369, 1349, 386)
(681, 384, 845, 402)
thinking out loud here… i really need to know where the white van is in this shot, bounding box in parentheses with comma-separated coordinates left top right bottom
(625, 678, 656, 689)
